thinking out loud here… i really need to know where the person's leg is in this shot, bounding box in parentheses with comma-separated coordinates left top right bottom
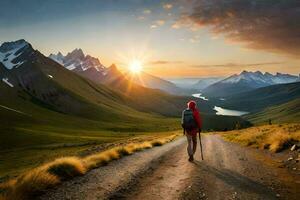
(186, 134, 193, 159)
(192, 134, 197, 155)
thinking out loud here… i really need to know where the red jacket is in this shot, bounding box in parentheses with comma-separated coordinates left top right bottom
(187, 101, 202, 136)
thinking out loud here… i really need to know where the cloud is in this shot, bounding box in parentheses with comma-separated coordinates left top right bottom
(148, 60, 184, 65)
(155, 20, 165, 26)
(163, 3, 173, 10)
(150, 20, 165, 29)
(182, 0, 300, 57)
(191, 62, 284, 68)
(171, 22, 181, 29)
(143, 9, 152, 14)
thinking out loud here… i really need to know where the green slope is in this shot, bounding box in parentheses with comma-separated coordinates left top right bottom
(245, 99, 300, 124)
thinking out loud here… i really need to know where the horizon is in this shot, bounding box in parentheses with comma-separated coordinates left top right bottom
(1, 0, 299, 78)
(1, 38, 299, 79)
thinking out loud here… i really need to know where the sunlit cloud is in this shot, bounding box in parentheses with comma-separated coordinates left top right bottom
(155, 20, 165, 26)
(171, 23, 181, 29)
(163, 3, 173, 10)
(148, 60, 184, 65)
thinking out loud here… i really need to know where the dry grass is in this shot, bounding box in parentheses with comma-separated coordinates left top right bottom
(83, 135, 177, 170)
(0, 134, 179, 200)
(220, 123, 300, 152)
(46, 157, 86, 180)
(0, 168, 59, 200)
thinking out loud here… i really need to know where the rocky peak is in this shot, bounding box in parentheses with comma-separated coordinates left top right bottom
(0, 39, 30, 53)
(65, 48, 85, 61)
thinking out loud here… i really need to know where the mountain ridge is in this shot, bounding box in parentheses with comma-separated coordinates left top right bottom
(49, 49, 182, 95)
(202, 70, 299, 97)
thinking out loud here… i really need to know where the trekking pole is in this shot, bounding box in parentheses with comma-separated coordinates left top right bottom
(198, 131, 204, 160)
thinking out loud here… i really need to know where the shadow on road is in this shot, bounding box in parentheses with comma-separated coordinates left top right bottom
(193, 161, 277, 199)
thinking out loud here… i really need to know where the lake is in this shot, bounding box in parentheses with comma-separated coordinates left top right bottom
(192, 93, 249, 116)
(192, 93, 208, 101)
(214, 106, 249, 116)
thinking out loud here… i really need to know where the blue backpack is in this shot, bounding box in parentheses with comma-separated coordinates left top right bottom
(182, 109, 197, 131)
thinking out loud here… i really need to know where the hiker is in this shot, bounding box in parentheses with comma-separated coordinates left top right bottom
(181, 100, 202, 162)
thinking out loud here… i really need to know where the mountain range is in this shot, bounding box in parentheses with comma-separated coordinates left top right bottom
(49, 50, 182, 95)
(0, 39, 249, 132)
(0, 40, 189, 119)
(202, 70, 299, 97)
(168, 77, 223, 91)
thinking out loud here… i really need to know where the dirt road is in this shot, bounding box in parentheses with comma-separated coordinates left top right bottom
(40, 135, 300, 200)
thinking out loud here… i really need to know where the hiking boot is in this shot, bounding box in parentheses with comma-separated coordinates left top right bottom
(188, 155, 194, 162)
(191, 155, 194, 161)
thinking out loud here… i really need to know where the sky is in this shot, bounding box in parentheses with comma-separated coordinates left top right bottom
(0, 0, 299, 78)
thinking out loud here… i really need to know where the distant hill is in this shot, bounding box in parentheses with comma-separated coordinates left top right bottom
(49, 50, 182, 95)
(192, 77, 224, 90)
(219, 82, 300, 112)
(129, 72, 183, 95)
(202, 70, 299, 97)
(245, 99, 300, 124)
(168, 77, 223, 91)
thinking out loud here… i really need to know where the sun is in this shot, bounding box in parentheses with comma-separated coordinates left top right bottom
(129, 60, 143, 74)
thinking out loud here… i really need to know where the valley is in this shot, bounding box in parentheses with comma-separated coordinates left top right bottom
(0, 39, 299, 200)
(1, 1, 299, 199)
(0, 40, 250, 181)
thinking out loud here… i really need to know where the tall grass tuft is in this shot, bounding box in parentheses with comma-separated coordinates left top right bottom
(46, 157, 86, 180)
(267, 132, 292, 152)
(1, 168, 59, 200)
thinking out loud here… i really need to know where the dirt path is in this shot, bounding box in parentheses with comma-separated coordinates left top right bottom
(40, 135, 300, 200)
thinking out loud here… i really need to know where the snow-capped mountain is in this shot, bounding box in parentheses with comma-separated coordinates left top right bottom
(49, 50, 122, 86)
(49, 52, 64, 65)
(49, 49, 105, 72)
(49, 49, 182, 94)
(222, 71, 298, 85)
(0, 39, 32, 70)
(202, 70, 299, 97)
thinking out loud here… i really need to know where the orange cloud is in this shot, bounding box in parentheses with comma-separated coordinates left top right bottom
(183, 0, 300, 58)
(163, 3, 173, 10)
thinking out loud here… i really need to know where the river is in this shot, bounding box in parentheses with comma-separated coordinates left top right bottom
(192, 93, 249, 116)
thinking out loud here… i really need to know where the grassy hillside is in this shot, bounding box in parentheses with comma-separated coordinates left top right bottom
(219, 82, 300, 112)
(219, 123, 300, 152)
(245, 99, 300, 124)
